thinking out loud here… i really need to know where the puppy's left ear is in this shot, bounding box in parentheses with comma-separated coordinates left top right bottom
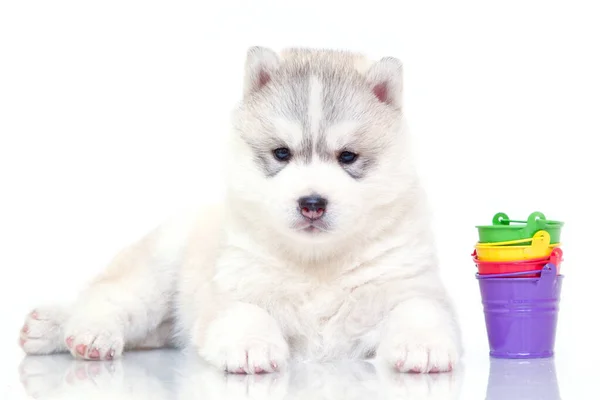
(366, 57, 403, 108)
(243, 46, 280, 97)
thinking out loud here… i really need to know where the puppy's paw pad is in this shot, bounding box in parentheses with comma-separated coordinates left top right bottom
(200, 332, 289, 374)
(20, 307, 67, 355)
(64, 325, 124, 361)
(381, 332, 459, 374)
(226, 341, 288, 374)
(196, 303, 290, 374)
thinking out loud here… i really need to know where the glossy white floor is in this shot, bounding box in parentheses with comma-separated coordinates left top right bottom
(3, 344, 595, 399)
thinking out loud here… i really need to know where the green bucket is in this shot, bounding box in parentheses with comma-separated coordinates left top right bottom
(476, 212, 564, 244)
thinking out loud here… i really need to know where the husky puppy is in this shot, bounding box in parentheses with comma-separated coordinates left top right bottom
(19, 47, 461, 374)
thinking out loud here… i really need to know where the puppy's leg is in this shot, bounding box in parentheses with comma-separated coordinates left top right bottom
(192, 302, 290, 375)
(377, 273, 462, 374)
(176, 212, 288, 374)
(20, 223, 184, 360)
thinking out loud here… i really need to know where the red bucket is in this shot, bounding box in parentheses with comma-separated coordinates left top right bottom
(473, 248, 562, 278)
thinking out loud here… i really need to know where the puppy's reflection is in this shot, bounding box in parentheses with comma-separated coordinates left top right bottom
(19, 350, 463, 399)
(19, 350, 179, 399)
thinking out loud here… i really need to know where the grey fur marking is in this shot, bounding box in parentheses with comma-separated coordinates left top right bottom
(242, 134, 289, 178)
(241, 50, 393, 179)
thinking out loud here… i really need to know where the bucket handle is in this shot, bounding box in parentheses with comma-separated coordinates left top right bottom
(549, 248, 563, 266)
(476, 230, 551, 247)
(472, 248, 564, 267)
(492, 211, 547, 229)
(476, 263, 558, 281)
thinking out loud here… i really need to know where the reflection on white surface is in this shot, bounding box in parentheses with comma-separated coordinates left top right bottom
(18, 349, 464, 399)
(485, 357, 561, 400)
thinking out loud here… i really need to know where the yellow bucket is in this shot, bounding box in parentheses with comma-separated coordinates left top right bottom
(475, 230, 560, 262)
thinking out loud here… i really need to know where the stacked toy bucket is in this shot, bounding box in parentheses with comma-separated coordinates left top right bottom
(473, 212, 565, 359)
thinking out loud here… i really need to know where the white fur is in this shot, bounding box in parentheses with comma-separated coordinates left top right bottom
(19, 46, 462, 374)
(308, 75, 323, 139)
(196, 302, 290, 374)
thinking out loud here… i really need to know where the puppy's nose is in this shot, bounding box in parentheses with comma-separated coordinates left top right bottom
(298, 195, 328, 220)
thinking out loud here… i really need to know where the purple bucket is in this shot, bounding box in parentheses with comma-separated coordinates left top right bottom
(476, 263, 563, 359)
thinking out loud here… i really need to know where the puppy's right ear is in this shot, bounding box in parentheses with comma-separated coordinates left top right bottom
(243, 46, 280, 97)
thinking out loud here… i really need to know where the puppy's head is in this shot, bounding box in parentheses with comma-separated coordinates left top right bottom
(228, 47, 415, 246)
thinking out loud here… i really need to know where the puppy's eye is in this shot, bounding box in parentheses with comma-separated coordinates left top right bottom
(338, 151, 358, 164)
(273, 147, 292, 161)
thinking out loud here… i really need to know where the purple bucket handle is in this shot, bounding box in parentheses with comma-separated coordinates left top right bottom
(538, 263, 560, 292)
(476, 263, 558, 281)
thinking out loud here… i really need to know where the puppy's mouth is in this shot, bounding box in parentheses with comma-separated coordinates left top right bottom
(294, 220, 330, 234)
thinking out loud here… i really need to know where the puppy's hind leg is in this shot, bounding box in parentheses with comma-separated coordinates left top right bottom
(20, 305, 70, 355)
(20, 223, 185, 360)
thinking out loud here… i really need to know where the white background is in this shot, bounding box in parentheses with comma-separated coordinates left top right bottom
(1, 1, 599, 398)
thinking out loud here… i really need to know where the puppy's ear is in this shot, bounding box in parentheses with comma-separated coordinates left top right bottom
(243, 46, 280, 97)
(366, 57, 403, 108)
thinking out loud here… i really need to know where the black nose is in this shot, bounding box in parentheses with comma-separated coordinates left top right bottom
(298, 195, 328, 220)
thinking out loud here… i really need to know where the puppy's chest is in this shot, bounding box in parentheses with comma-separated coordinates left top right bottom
(227, 265, 388, 340)
(231, 268, 354, 316)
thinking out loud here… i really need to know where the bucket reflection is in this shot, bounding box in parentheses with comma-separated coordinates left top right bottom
(486, 357, 561, 400)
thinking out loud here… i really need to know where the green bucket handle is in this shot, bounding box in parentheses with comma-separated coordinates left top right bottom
(492, 211, 548, 237)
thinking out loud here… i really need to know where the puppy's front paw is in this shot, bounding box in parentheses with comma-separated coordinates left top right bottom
(63, 316, 125, 361)
(378, 330, 460, 374)
(195, 303, 290, 374)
